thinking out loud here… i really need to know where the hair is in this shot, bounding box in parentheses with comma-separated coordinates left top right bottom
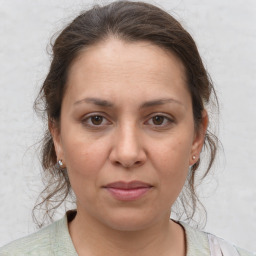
(33, 0, 219, 227)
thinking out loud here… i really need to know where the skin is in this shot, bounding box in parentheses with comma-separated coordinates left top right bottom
(51, 38, 208, 256)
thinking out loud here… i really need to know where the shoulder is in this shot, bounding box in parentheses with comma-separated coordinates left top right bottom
(207, 232, 255, 256)
(179, 222, 255, 256)
(0, 221, 57, 255)
(0, 214, 77, 256)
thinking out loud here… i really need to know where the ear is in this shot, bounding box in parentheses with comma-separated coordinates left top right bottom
(189, 109, 208, 166)
(49, 119, 64, 163)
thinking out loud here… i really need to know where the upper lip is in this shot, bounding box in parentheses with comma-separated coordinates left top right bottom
(103, 181, 153, 189)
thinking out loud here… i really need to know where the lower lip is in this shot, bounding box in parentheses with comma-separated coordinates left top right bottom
(105, 187, 151, 201)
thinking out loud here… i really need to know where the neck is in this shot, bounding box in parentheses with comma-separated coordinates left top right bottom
(68, 210, 186, 256)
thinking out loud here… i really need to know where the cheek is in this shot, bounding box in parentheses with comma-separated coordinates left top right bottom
(61, 131, 110, 182)
(148, 134, 193, 192)
(62, 135, 112, 205)
(151, 136, 192, 171)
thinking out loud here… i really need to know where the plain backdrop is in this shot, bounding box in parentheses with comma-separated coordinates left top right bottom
(0, 0, 255, 251)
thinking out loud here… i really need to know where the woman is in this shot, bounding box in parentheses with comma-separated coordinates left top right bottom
(0, 1, 254, 255)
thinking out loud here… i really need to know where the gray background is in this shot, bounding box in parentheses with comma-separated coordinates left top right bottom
(0, 0, 255, 251)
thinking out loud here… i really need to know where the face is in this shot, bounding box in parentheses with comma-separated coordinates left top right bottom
(52, 38, 207, 231)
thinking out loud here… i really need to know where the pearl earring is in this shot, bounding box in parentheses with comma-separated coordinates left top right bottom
(58, 159, 65, 168)
(192, 155, 196, 160)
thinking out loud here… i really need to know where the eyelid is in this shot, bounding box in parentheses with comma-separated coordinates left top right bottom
(81, 112, 112, 127)
(144, 113, 175, 126)
(80, 112, 175, 128)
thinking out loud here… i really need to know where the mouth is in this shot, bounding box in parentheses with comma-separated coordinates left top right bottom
(103, 181, 153, 201)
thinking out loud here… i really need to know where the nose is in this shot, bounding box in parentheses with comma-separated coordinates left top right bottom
(109, 123, 147, 168)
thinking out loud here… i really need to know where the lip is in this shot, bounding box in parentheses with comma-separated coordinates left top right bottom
(103, 181, 153, 201)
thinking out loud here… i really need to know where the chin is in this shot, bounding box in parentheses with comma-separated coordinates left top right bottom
(100, 209, 165, 232)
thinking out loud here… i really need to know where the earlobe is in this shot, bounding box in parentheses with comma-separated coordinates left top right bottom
(190, 110, 208, 166)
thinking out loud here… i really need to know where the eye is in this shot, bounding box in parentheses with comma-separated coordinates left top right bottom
(90, 115, 104, 125)
(82, 114, 111, 127)
(152, 116, 165, 125)
(145, 114, 174, 127)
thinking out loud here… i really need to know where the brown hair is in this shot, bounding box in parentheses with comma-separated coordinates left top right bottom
(34, 0, 218, 227)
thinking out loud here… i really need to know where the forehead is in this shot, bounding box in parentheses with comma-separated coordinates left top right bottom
(65, 38, 189, 106)
(69, 38, 186, 81)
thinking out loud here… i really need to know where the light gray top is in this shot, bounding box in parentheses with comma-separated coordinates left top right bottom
(0, 211, 254, 256)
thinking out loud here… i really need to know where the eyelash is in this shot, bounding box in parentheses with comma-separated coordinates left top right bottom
(81, 113, 174, 129)
(145, 114, 174, 128)
(81, 114, 111, 128)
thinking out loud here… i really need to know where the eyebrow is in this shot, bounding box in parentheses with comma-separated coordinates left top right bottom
(74, 97, 183, 108)
(139, 98, 183, 109)
(74, 97, 114, 107)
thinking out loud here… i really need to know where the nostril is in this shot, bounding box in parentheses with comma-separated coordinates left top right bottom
(111, 159, 144, 168)
(113, 160, 140, 168)
(109, 144, 147, 168)
(124, 160, 142, 168)
(134, 161, 142, 166)
(113, 161, 122, 167)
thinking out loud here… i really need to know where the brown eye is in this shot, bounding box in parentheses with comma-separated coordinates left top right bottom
(145, 114, 174, 128)
(91, 115, 103, 125)
(82, 114, 111, 129)
(152, 116, 165, 125)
